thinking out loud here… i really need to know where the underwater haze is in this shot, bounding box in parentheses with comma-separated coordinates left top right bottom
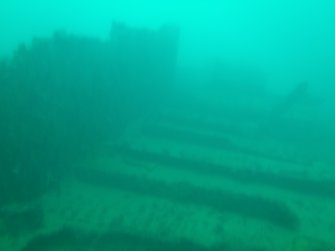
(1, 0, 335, 93)
(1, 1, 335, 251)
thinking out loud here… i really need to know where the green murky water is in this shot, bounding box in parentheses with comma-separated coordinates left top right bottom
(1, 1, 335, 250)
